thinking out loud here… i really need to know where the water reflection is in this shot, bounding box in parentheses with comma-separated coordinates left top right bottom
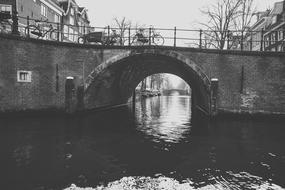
(0, 96, 284, 190)
(135, 96, 191, 144)
(13, 145, 33, 167)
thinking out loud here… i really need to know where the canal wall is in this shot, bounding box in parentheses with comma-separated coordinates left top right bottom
(0, 34, 285, 116)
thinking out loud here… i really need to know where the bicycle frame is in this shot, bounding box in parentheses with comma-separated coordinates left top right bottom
(104, 30, 120, 45)
(0, 20, 12, 33)
(26, 20, 55, 39)
(0, 12, 12, 34)
(132, 27, 164, 45)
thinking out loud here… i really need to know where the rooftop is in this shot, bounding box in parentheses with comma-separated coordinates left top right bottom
(49, 0, 60, 5)
(270, 1, 284, 15)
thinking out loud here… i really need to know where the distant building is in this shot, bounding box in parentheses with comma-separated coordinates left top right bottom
(58, 0, 90, 42)
(243, 10, 271, 51)
(243, 1, 285, 52)
(0, 0, 64, 39)
(263, 1, 285, 52)
(1, 0, 90, 42)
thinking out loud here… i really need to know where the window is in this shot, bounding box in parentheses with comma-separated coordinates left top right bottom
(54, 14, 60, 23)
(63, 25, 68, 37)
(79, 22, 85, 34)
(264, 36, 269, 47)
(17, 71, 32, 82)
(0, 4, 12, 22)
(74, 30, 78, 42)
(278, 30, 283, 41)
(0, 4, 12, 13)
(70, 8, 74, 15)
(271, 33, 276, 44)
(272, 16, 277, 24)
(69, 17, 74, 25)
(69, 28, 74, 41)
(41, 3, 47, 17)
(78, 22, 81, 33)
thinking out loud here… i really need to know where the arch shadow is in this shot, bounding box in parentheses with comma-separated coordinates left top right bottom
(84, 49, 211, 115)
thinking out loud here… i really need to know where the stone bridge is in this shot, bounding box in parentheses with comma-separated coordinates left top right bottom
(0, 34, 285, 116)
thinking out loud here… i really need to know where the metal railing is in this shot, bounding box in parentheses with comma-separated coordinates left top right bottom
(1, 15, 284, 51)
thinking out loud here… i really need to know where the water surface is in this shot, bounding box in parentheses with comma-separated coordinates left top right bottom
(0, 96, 284, 190)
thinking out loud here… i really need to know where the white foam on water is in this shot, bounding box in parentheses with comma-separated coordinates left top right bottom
(63, 174, 285, 190)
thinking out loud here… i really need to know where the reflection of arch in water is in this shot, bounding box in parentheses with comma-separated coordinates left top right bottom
(162, 89, 191, 96)
(85, 50, 211, 115)
(135, 96, 191, 143)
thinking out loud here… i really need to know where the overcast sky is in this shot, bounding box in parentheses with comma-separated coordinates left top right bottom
(76, 0, 281, 28)
(75, 0, 282, 86)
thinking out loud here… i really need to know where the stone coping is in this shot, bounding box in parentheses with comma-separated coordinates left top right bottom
(1, 33, 285, 57)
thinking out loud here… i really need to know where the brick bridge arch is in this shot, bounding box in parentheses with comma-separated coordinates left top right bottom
(84, 49, 212, 115)
(1, 35, 285, 115)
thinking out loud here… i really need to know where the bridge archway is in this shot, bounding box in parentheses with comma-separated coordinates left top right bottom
(84, 49, 211, 115)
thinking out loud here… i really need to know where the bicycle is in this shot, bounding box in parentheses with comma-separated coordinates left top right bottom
(104, 29, 121, 45)
(0, 11, 12, 34)
(78, 29, 120, 45)
(131, 27, 164, 46)
(25, 19, 59, 40)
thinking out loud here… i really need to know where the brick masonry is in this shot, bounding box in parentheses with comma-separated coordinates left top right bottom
(0, 34, 285, 115)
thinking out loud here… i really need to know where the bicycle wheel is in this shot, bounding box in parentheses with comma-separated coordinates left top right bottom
(153, 34, 164, 46)
(78, 36, 86, 44)
(102, 37, 110, 45)
(130, 34, 138, 45)
(25, 25, 39, 38)
(49, 29, 60, 41)
(131, 34, 148, 46)
(0, 20, 12, 34)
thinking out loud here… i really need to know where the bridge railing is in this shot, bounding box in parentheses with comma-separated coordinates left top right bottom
(0, 15, 284, 51)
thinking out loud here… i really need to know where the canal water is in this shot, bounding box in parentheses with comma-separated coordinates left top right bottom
(0, 96, 285, 190)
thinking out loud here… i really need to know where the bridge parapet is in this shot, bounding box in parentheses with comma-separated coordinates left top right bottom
(1, 15, 284, 51)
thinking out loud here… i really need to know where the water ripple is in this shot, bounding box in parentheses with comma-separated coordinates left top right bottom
(63, 172, 285, 190)
(135, 96, 191, 144)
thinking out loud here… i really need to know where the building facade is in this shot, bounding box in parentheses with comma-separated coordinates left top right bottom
(0, 0, 64, 39)
(58, 0, 90, 42)
(1, 0, 90, 42)
(263, 1, 285, 52)
(244, 1, 285, 52)
(244, 10, 270, 51)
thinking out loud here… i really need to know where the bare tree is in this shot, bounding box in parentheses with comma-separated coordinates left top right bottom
(234, 0, 256, 31)
(111, 17, 132, 46)
(200, 0, 256, 49)
(150, 74, 165, 90)
(140, 78, 147, 91)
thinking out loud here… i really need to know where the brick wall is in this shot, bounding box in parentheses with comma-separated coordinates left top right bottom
(0, 34, 285, 115)
(181, 50, 285, 114)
